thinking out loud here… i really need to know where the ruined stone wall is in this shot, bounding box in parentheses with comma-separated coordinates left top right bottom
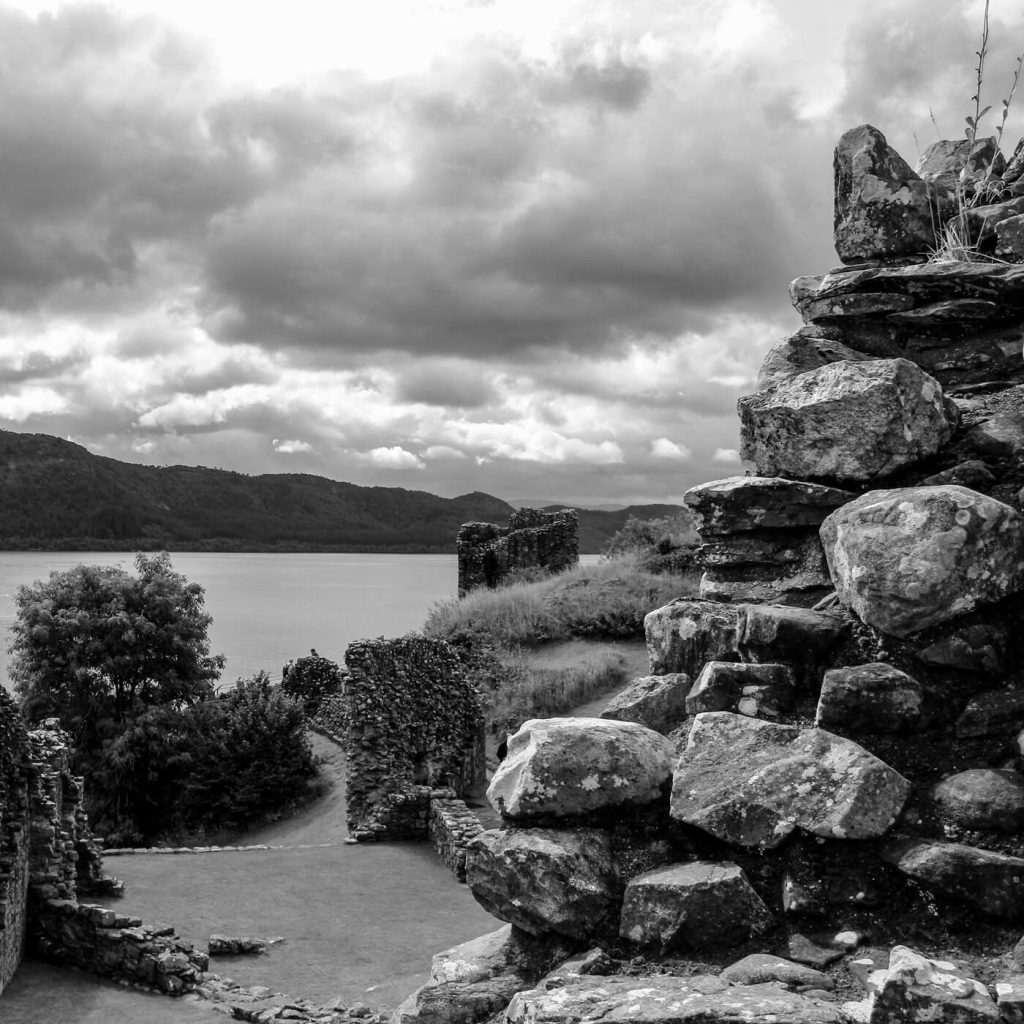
(428, 796, 484, 882)
(344, 637, 486, 841)
(457, 508, 579, 595)
(0, 691, 30, 997)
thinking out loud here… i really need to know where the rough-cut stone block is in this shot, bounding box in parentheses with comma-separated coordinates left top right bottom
(721, 953, 833, 990)
(918, 624, 1005, 674)
(618, 862, 772, 952)
(996, 214, 1024, 260)
(866, 945, 999, 1024)
(466, 829, 617, 939)
(686, 662, 794, 717)
(671, 713, 910, 848)
(915, 137, 1004, 190)
(739, 358, 956, 483)
(756, 328, 872, 391)
(599, 674, 690, 735)
(644, 599, 740, 677)
(506, 975, 848, 1024)
(486, 718, 674, 819)
(815, 663, 924, 734)
(965, 196, 1024, 248)
(931, 770, 1024, 833)
(821, 485, 1024, 638)
(920, 461, 996, 490)
(684, 476, 855, 535)
(834, 124, 946, 263)
(957, 690, 1024, 739)
(883, 840, 1024, 922)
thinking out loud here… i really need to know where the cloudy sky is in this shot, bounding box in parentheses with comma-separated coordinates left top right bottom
(0, 0, 1020, 505)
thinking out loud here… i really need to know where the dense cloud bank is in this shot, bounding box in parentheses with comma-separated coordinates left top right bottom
(0, 0, 1020, 503)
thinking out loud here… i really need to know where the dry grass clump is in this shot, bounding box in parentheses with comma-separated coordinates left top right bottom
(423, 553, 696, 647)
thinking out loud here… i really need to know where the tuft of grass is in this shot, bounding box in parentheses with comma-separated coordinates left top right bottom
(929, 0, 1024, 263)
(423, 552, 698, 647)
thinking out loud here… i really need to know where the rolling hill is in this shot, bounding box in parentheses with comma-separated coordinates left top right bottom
(0, 431, 685, 553)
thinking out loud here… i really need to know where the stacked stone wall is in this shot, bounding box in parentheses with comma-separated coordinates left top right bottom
(344, 637, 486, 841)
(0, 690, 30, 996)
(457, 508, 578, 594)
(28, 899, 207, 993)
(428, 796, 484, 882)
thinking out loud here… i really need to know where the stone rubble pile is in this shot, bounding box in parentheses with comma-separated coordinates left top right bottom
(398, 124, 1024, 1024)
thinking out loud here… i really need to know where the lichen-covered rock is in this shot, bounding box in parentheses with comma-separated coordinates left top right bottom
(670, 713, 910, 848)
(931, 770, 1024, 833)
(864, 945, 1000, 1024)
(756, 327, 872, 390)
(821, 486, 1024, 638)
(815, 663, 925, 734)
(599, 675, 690, 735)
(920, 461, 996, 491)
(505, 975, 848, 1024)
(684, 477, 856, 535)
(738, 358, 956, 483)
(965, 196, 1024, 248)
(915, 136, 1004, 191)
(721, 953, 833, 990)
(882, 840, 1024, 922)
(686, 662, 794, 718)
(618, 862, 773, 951)
(644, 599, 740, 677)
(996, 976, 1024, 1024)
(834, 124, 947, 263)
(466, 828, 617, 939)
(486, 718, 674, 818)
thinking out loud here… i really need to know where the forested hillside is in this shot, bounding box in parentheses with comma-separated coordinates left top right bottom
(0, 431, 684, 552)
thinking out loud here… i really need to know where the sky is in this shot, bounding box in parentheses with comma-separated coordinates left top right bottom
(0, 0, 1021, 506)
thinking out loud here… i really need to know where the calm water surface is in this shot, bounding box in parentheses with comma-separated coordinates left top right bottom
(0, 552, 461, 691)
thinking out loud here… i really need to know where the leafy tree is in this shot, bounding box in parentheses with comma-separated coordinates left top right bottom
(281, 653, 344, 714)
(11, 551, 224, 755)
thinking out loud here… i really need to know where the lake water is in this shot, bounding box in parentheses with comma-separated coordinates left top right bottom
(0, 551, 461, 692)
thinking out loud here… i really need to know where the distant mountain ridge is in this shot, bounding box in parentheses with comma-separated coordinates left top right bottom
(0, 430, 684, 554)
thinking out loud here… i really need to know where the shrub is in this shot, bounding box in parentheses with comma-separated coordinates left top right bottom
(282, 654, 345, 715)
(602, 512, 699, 575)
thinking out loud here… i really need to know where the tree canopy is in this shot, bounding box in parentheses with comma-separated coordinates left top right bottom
(11, 551, 224, 753)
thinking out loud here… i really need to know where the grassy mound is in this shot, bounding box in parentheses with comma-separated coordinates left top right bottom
(424, 554, 699, 740)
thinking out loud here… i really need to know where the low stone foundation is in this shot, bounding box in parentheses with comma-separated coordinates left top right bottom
(429, 796, 485, 882)
(30, 898, 208, 994)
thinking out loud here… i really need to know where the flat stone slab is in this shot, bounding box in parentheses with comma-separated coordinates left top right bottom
(486, 717, 674, 818)
(821, 485, 1024, 638)
(619, 861, 773, 951)
(721, 953, 833, 990)
(505, 975, 847, 1024)
(883, 839, 1024, 922)
(671, 712, 910, 848)
(684, 476, 855, 535)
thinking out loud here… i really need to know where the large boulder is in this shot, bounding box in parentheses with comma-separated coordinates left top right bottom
(506, 975, 847, 1024)
(815, 663, 925, 734)
(864, 945, 1000, 1024)
(820, 485, 1024, 637)
(834, 124, 946, 263)
(883, 839, 1024, 922)
(486, 718, 674, 818)
(671, 713, 910, 848)
(466, 828, 618, 939)
(738, 358, 956, 483)
(684, 476, 856, 535)
(735, 603, 847, 681)
(644, 599, 740, 677)
(619, 862, 773, 951)
(599, 674, 690, 735)
(930, 769, 1024, 833)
